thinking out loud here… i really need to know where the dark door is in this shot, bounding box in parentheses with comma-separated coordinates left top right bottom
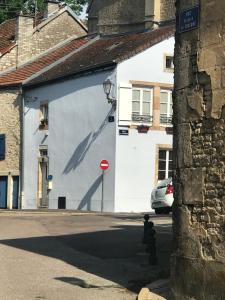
(40, 161, 49, 208)
(12, 176, 19, 209)
(0, 176, 7, 209)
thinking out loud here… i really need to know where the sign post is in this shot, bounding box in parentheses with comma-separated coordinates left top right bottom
(100, 160, 109, 212)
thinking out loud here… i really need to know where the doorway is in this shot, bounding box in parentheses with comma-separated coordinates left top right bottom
(12, 176, 19, 209)
(38, 147, 49, 208)
(0, 176, 7, 209)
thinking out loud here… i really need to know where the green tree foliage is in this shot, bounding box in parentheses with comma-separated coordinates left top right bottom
(0, 0, 88, 24)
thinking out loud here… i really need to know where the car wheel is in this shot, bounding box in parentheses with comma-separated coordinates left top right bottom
(155, 208, 162, 214)
(163, 207, 171, 214)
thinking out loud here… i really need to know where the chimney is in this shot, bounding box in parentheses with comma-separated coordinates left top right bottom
(44, 0, 60, 17)
(16, 15, 34, 66)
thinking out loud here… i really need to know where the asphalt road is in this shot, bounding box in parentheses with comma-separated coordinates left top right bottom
(0, 211, 172, 300)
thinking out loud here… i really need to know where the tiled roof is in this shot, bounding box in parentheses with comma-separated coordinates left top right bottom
(0, 36, 89, 86)
(0, 25, 174, 87)
(26, 25, 175, 87)
(0, 19, 17, 55)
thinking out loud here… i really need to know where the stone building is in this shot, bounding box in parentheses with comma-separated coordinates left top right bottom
(0, 0, 87, 209)
(0, 0, 87, 71)
(87, 0, 175, 35)
(172, 0, 225, 299)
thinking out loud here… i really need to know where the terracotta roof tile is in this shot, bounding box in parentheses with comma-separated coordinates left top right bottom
(26, 25, 175, 86)
(0, 36, 89, 86)
(0, 25, 174, 87)
(0, 19, 17, 55)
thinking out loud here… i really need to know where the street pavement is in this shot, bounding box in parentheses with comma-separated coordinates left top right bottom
(0, 211, 172, 300)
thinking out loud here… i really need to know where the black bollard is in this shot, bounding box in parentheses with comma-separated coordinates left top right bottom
(142, 214, 150, 244)
(146, 221, 158, 265)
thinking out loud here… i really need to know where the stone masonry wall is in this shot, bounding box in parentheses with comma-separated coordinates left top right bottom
(32, 12, 86, 58)
(171, 0, 225, 299)
(0, 89, 21, 173)
(88, 0, 176, 35)
(88, 0, 152, 35)
(160, 0, 175, 22)
(0, 11, 86, 71)
(0, 47, 17, 72)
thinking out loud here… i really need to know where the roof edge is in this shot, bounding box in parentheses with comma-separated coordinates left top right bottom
(0, 34, 88, 77)
(23, 63, 116, 89)
(23, 35, 99, 86)
(115, 26, 175, 64)
(0, 43, 17, 58)
(33, 5, 87, 33)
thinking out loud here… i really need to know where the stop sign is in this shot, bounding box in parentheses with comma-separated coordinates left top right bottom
(100, 160, 109, 171)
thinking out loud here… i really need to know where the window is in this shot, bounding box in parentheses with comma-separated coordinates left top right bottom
(132, 87, 153, 123)
(160, 90, 172, 125)
(0, 134, 5, 160)
(164, 55, 174, 72)
(166, 56, 174, 69)
(39, 103, 48, 130)
(158, 149, 173, 180)
(39, 148, 48, 157)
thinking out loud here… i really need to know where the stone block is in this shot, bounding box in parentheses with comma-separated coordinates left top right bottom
(176, 123, 192, 168)
(211, 89, 225, 119)
(138, 279, 169, 300)
(174, 55, 192, 89)
(181, 167, 205, 205)
(186, 88, 204, 119)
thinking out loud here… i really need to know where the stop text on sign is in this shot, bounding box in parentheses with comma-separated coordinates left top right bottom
(100, 160, 109, 171)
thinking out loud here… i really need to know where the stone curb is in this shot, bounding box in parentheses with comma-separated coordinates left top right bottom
(138, 279, 169, 300)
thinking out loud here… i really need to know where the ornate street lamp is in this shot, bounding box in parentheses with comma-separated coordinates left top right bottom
(103, 79, 116, 107)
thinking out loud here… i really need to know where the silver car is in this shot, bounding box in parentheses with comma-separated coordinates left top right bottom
(151, 177, 174, 214)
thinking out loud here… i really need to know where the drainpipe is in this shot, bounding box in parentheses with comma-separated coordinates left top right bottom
(20, 87, 25, 209)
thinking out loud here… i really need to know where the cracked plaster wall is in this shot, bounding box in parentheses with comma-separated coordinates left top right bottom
(171, 0, 225, 299)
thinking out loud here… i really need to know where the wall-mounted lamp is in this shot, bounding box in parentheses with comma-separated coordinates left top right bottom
(103, 79, 116, 107)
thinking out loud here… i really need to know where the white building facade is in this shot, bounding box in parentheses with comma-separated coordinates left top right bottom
(23, 30, 174, 212)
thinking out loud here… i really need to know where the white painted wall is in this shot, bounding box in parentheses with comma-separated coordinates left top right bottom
(115, 36, 174, 212)
(117, 37, 174, 84)
(24, 70, 117, 211)
(23, 36, 174, 213)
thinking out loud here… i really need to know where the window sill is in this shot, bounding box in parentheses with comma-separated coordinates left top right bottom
(163, 68, 174, 73)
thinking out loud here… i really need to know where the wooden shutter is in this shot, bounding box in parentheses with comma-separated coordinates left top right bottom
(0, 134, 5, 160)
(118, 83, 132, 126)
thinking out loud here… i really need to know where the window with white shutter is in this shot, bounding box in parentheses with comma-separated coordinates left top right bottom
(118, 83, 132, 126)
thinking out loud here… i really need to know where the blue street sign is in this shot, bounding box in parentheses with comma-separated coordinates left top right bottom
(179, 6, 199, 33)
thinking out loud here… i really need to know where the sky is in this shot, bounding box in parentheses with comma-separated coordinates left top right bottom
(80, 4, 88, 19)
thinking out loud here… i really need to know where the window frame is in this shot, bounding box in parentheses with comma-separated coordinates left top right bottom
(155, 145, 173, 184)
(157, 149, 173, 181)
(160, 89, 173, 126)
(0, 134, 5, 160)
(164, 53, 174, 73)
(39, 102, 49, 130)
(131, 86, 153, 123)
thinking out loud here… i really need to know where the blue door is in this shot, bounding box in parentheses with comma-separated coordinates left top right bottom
(0, 176, 7, 209)
(12, 176, 19, 209)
